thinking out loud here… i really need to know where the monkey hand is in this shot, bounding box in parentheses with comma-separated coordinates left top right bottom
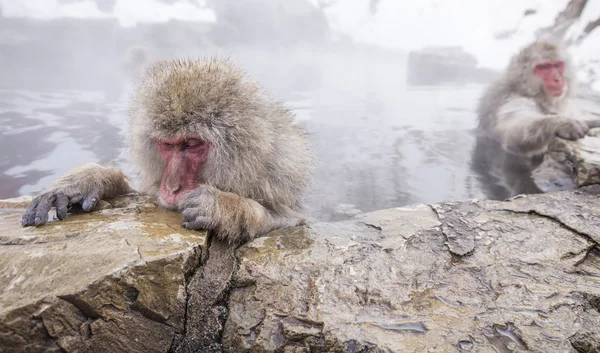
(179, 185, 267, 244)
(21, 163, 130, 227)
(179, 186, 220, 232)
(554, 119, 589, 141)
(179, 185, 296, 244)
(21, 189, 99, 227)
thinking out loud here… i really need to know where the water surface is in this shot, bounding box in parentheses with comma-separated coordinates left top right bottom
(0, 50, 488, 220)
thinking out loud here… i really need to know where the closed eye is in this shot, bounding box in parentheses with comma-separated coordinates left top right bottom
(184, 139, 205, 149)
(536, 63, 552, 70)
(158, 141, 175, 149)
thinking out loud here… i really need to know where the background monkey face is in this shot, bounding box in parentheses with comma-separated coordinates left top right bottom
(534, 60, 565, 97)
(156, 136, 210, 206)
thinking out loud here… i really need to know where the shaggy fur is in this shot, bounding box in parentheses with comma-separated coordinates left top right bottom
(23, 58, 313, 244)
(475, 40, 585, 156)
(477, 40, 574, 133)
(471, 40, 589, 200)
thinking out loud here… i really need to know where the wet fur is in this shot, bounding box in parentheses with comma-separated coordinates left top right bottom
(24, 58, 313, 244)
(476, 41, 576, 141)
(131, 58, 313, 243)
(471, 40, 579, 199)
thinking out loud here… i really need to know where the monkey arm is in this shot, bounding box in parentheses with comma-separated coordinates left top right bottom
(22, 163, 133, 227)
(493, 97, 588, 157)
(179, 185, 299, 244)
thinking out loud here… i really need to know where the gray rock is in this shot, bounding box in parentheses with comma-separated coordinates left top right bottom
(224, 187, 600, 352)
(569, 130, 600, 188)
(0, 194, 208, 352)
(2, 188, 600, 352)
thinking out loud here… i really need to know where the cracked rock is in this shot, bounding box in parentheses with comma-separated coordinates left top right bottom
(0, 194, 207, 353)
(568, 128, 600, 188)
(223, 187, 600, 352)
(2, 187, 600, 352)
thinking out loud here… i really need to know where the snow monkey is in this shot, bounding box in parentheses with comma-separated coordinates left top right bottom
(472, 40, 600, 199)
(21, 58, 313, 244)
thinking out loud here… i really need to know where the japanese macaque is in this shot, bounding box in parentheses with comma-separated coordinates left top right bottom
(472, 40, 600, 199)
(21, 58, 313, 244)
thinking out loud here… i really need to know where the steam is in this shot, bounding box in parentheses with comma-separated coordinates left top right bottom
(0, 0, 597, 220)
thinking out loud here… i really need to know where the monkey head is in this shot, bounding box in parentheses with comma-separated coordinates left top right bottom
(506, 41, 574, 100)
(128, 58, 309, 210)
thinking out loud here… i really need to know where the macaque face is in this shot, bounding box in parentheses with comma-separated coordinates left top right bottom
(534, 60, 565, 97)
(156, 136, 210, 206)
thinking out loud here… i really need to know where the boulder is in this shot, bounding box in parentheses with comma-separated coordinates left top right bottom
(406, 46, 499, 86)
(224, 187, 600, 352)
(569, 129, 600, 187)
(0, 194, 208, 352)
(534, 129, 600, 193)
(1, 187, 600, 352)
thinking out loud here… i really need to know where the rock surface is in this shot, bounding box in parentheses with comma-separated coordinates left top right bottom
(224, 187, 600, 352)
(0, 194, 208, 352)
(569, 129, 600, 187)
(1, 187, 600, 352)
(538, 128, 600, 192)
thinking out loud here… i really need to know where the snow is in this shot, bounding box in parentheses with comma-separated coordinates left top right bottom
(566, 1, 600, 90)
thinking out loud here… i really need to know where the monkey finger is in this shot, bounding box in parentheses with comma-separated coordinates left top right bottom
(21, 214, 34, 227)
(81, 191, 101, 212)
(573, 124, 586, 139)
(55, 192, 69, 220)
(178, 198, 201, 212)
(559, 125, 581, 140)
(574, 120, 588, 134)
(558, 131, 574, 140)
(182, 216, 210, 231)
(69, 194, 84, 205)
(180, 186, 212, 204)
(182, 208, 204, 222)
(585, 119, 600, 129)
(22, 197, 42, 227)
(580, 122, 590, 135)
(34, 194, 56, 226)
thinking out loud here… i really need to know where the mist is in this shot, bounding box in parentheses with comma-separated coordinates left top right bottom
(1, 0, 599, 221)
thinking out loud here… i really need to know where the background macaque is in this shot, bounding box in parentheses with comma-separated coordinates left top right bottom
(22, 58, 313, 244)
(472, 40, 600, 199)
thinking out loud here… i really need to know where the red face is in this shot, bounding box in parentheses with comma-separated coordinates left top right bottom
(156, 136, 210, 206)
(534, 60, 565, 97)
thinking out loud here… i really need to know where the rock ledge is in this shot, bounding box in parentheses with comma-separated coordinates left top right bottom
(1, 188, 600, 352)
